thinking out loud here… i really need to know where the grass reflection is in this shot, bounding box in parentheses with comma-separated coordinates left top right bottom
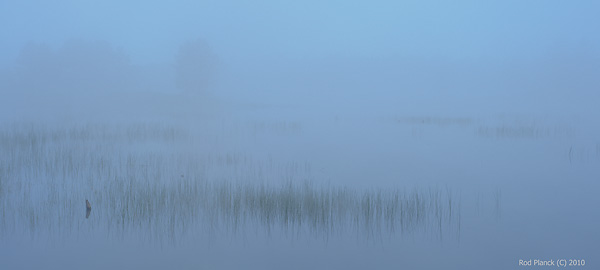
(0, 123, 461, 245)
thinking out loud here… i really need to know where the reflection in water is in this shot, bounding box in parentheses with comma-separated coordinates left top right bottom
(0, 123, 471, 246)
(568, 144, 600, 164)
(201, 181, 460, 242)
(389, 116, 474, 127)
(86, 200, 91, 219)
(475, 119, 574, 139)
(0, 177, 462, 245)
(493, 188, 501, 220)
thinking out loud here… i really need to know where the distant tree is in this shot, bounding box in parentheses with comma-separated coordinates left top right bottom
(174, 39, 218, 93)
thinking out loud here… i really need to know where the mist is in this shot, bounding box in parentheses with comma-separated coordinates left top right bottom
(1, 1, 599, 269)
(3, 1, 599, 118)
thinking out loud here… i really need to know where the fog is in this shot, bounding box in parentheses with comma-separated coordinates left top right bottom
(2, 1, 599, 117)
(1, 1, 599, 269)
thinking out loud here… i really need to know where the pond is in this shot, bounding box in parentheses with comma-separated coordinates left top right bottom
(0, 111, 598, 269)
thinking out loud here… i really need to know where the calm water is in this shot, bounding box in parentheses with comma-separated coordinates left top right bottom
(1, 110, 598, 269)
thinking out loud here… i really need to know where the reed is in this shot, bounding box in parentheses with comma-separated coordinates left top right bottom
(0, 123, 462, 245)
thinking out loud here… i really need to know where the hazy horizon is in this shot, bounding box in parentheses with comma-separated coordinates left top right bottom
(2, 1, 600, 119)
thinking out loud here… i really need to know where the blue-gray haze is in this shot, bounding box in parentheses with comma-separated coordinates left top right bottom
(0, 1, 599, 269)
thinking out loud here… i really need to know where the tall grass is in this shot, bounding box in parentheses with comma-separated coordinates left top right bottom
(0, 123, 461, 245)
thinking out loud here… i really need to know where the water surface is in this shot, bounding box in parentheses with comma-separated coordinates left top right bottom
(1, 111, 598, 269)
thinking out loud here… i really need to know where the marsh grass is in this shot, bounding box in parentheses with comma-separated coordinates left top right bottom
(249, 120, 303, 136)
(475, 118, 574, 139)
(567, 144, 600, 163)
(393, 116, 474, 127)
(0, 123, 461, 245)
